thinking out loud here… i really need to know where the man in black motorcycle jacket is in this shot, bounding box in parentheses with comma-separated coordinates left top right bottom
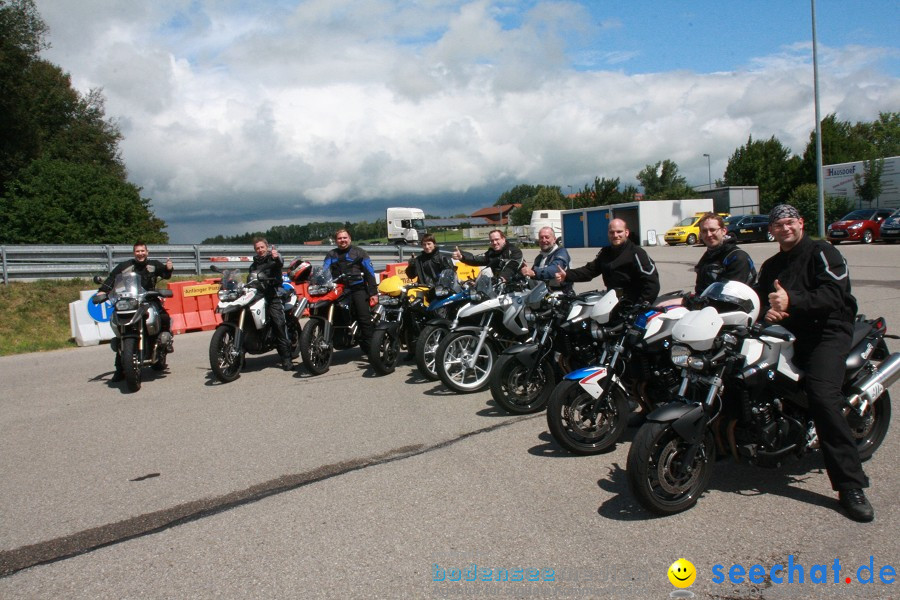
(323, 229, 378, 357)
(693, 212, 756, 294)
(555, 218, 659, 304)
(452, 229, 523, 282)
(755, 203, 873, 522)
(250, 238, 293, 371)
(98, 241, 174, 380)
(405, 234, 454, 287)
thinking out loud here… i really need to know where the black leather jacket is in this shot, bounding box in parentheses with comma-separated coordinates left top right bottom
(249, 253, 285, 295)
(405, 249, 454, 287)
(458, 242, 524, 281)
(565, 239, 659, 304)
(694, 239, 757, 294)
(99, 258, 172, 293)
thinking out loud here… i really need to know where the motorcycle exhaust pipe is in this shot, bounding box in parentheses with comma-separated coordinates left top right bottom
(845, 352, 900, 414)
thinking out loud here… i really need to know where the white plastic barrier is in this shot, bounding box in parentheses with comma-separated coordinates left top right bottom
(69, 290, 115, 346)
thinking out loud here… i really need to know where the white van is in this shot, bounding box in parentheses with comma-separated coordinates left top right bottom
(529, 210, 562, 242)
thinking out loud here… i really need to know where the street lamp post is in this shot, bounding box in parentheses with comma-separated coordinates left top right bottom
(567, 185, 573, 210)
(703, 153, 712, 190)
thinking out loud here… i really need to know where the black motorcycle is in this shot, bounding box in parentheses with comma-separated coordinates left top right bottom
(92, 272, 173, 392)
(627, 282, 897, 515)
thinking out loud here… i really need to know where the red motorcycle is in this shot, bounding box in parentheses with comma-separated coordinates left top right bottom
(296, 266, 379, 375)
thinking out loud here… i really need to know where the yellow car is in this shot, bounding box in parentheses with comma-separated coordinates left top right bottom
(664, 212, 730, 246)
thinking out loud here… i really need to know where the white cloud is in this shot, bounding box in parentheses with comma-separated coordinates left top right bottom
(32, 0, 900, 242)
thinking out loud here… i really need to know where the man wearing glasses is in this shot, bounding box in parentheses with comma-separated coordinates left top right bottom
(693, 212, 756, 293)
(755, 203, 873, 522)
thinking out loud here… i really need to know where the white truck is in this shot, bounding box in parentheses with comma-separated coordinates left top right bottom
(529, 209, 562, 242)
(386, 207, 426, 245)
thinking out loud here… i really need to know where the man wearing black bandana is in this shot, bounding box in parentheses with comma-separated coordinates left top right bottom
(755, 203, 873, 522)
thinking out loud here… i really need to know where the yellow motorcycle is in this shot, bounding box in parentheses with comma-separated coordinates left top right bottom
(369, 274, 432, 375)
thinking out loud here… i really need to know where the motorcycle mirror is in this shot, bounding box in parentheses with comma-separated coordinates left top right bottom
(210, 265, 222, 273)
(92, 275, 103, 284)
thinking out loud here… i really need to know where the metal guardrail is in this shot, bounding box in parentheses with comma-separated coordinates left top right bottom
(0, 242, 490, 283)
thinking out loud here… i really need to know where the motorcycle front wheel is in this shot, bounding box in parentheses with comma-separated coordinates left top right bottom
(209, 326, 244, 383)
(626, 421, 715, 515)
(121, 337, 142, 392)
(545, 379, 629, 454)
(415, 324, 446, 381)
(300, 318, 332, 375)
(490, 354, 556, 414)
(436, 330, 495, 393)
(850, 390, 891, 461)
(369, 328, 400, 375)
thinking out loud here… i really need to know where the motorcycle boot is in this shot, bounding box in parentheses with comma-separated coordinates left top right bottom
(111, 354, 124, 382)
(281, 356, 294, 371)
(839, 488, 874, 522)
(159, 331, 174, 353)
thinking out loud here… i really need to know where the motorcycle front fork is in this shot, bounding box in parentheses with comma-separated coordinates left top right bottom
(466, 314, 493, 369)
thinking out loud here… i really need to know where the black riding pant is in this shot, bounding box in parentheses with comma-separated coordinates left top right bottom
(795, 322, 869, 491)
(349, 286, 374, 349)
(266, 293, 292, 360)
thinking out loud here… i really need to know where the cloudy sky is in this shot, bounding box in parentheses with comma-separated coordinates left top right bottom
(35, 0, 900, 243)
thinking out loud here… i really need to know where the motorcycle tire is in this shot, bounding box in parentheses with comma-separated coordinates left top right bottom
(209, 326, 244, 383)
(121, 337, 142, 392)
(545, 379, 629, 454)
(289, 319, 301, 359)
(300, 318, 332, 375)
(490, 354, 556, 414)
(850, 390, 891, 461)
(370, 328, 400, 376)
(415, 325, 446, 381)
(436, 330, 495, 394)
(626, 421, 715, 515)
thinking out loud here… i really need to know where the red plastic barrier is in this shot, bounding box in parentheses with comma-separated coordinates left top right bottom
(167, 280, 222, 334)
(380, 262, 411, 284)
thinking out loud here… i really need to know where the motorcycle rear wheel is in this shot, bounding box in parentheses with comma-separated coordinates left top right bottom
(370, 328, 400, 375)
(415, 324, 446, 381)
(490, 354, 555, 414)
(626, 421, 715, 515)
(300, 318, 332, 375)
(121, 337, 142, 392)
(850, 390, 891, 461)
(209, 326, 243, 383)
(546, 379, 629, 454)
(436, 330, 495, 393)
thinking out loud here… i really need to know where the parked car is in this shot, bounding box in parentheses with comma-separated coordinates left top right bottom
(826, 208, 894, 244)
(664, 212, 730, 246)
(879, 208, 900, 244)
(723, 214, 773, 243)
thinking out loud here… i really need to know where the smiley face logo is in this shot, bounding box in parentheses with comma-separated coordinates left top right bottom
(668, 558, 696, 588)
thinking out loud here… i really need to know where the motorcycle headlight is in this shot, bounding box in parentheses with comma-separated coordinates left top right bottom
(435, 286, 449, 297)
(308, 285, 330, 296)
(218, 289, 239, 302)
(671, 344, 691, 368)
(114, 298, 139, 312)
(379, 295, 400, 306)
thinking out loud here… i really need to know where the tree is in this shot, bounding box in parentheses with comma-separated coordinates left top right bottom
(853, 158, 885, 208)
(1, 158, 167, 243)
(508, 185, 565, 226)
(787, 183, 852, 229)
(495, 184, 539, 206)
(0, 0, 162, 243)
(636, 160, 694, 199)
(723, 136, 802, 213)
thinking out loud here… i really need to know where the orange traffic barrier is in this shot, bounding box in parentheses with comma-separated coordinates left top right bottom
(167, 280, 222, 334)
(380, 262, 413, 285)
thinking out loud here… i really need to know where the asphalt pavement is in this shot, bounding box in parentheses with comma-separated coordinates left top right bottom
(1, 240, 898, 599)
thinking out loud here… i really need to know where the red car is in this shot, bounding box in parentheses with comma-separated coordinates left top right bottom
(826, 208, 894, 244)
